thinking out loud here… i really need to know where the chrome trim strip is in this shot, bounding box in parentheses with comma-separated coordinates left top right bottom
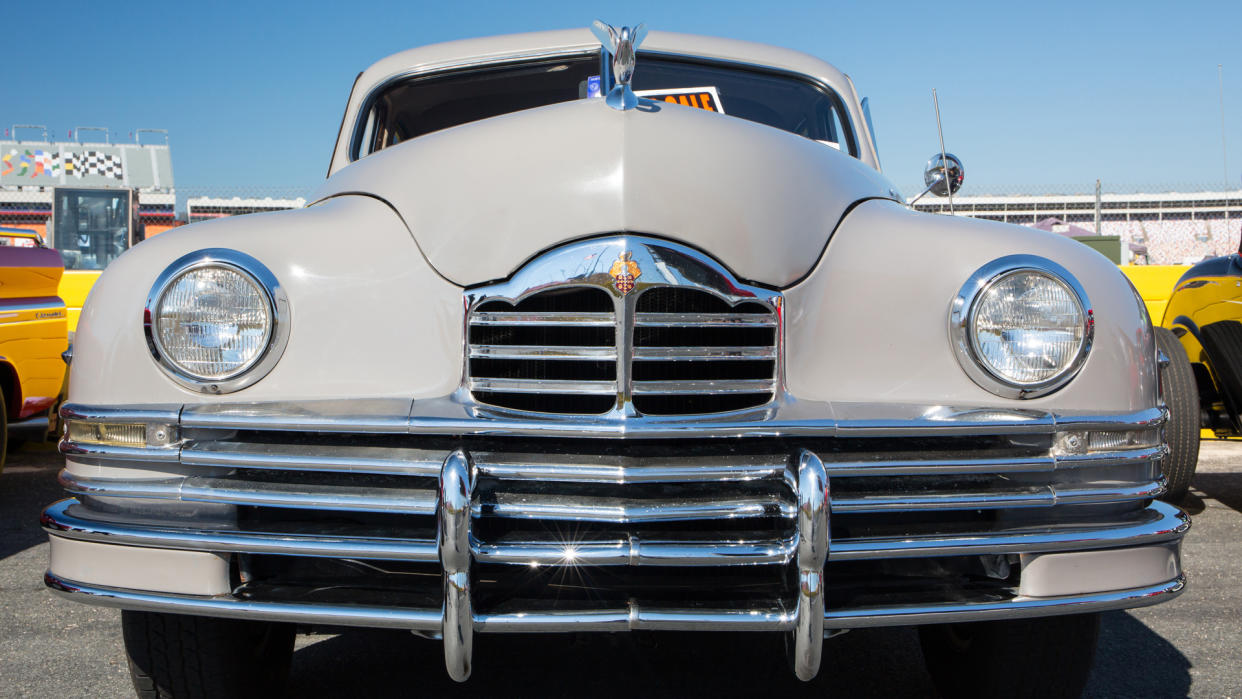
(631, 379, 776, 395)
(473, 453, 786, 484)
(438, 450, 473, 683)
(59, 472, 437, 515)
(181, 442, 441, 477)
(46, 572, 443, 631)
(473, 535, 797, 567)
(476, 606, 795, 632)
(466, 378, 618, 395)
(828, 501, 1189, 561)
(144, 249, 292, 395)
(65, 402, 1167, 441)
(44, 573, 1184, 633)
(633, 312, 778, 327)
(43, 499, 1187, 566)
(59, 440, 181, 464)
(632, 345, 777, 360)
(468, 345, 617, 360)
(831, 479, 1165, 513)
(42, 500, 439, 561)
(468, 311, 614, 326)
(824, 576, 1185, 628)
(475, 493, 794, 523)
(793, 450, 828, 681)
(948, 255, 1094, 400)
(60, 404, 182, 425)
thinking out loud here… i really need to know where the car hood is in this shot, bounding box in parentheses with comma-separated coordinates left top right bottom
(312, 98, 897, 288)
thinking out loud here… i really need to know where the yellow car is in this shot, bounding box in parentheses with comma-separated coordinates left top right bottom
(1122, 255, 1242, 500)
(0, 227, 68, 472)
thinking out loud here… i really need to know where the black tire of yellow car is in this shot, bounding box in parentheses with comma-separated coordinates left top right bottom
(918, 613, 1100, 699)
(0, 384, 7, 477)
(122, 611, 296, 699)
(1155, 327, 1200, 502)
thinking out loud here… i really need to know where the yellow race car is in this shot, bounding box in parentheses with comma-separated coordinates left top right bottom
(1124, 254, 1242, 500)
(0, 227, 68, 473)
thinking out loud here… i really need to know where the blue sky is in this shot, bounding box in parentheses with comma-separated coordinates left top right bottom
(6, 0, 1241, 196)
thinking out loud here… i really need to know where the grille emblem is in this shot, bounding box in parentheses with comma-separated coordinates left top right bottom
(609, 250, 641, 295)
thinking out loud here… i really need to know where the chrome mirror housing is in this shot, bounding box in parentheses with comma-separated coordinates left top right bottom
(923, 153, 964, 196)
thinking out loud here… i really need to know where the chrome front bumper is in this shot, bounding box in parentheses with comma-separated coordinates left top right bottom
(45, 401, 1189, 682)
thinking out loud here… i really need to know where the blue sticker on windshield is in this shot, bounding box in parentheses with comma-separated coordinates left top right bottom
(587, 75, 601, 98)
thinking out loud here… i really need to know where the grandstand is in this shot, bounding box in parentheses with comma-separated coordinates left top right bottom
(912, 190, 1242, 265)
(187, 196, 306, 223)
(0, 127, 176, 239)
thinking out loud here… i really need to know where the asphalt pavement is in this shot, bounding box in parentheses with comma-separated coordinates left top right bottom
(1, 441, 1238, 698)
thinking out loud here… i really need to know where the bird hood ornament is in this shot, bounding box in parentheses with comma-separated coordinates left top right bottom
(591, 20, 647, 111)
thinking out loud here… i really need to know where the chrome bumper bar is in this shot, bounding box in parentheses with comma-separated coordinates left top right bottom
(48, 402, 1184, 682)
(45, 571, 1186, 634)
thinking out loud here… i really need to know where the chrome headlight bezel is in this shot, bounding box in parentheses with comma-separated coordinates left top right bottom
(144, 248, 290, 394)
(950, 255, 1093, 399)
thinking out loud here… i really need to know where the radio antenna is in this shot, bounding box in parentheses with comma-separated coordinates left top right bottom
(933, 89, 953, 215)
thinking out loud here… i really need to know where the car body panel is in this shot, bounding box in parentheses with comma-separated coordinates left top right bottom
(787, 200, 1157, 412)
(315, 97, 895, 288)
(68, 195, 463, 406)
(0, 244, 67, 419)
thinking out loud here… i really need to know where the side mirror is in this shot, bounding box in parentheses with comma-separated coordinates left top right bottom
(923, 153, 964, 196)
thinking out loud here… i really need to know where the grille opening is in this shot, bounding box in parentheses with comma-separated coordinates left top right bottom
(476, 287, 613, 313)
(634, 393, 772, 415)
(472, 392, 616, 415)
(469, 286, 618, 414)
(470, 325, 614, 347)
(633, 360, 775, 381)
(637, 287, 769, 314)
(634, 326, 775, 347)
(470, 358, 615, 381)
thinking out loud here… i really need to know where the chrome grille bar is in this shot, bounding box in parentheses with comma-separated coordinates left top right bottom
(631, 379, 777, 395)
(475, 493, 795, 523)
(473, 452, 787, 483)
(468, 311, 614, 326)
(632, 345, 778, 360)
(468, 345, 618, 360)
(467, 378, 618, 394)
(60, 472, 437, 515)
(633, 312, 778, 327)
(182, 442, 442, 477)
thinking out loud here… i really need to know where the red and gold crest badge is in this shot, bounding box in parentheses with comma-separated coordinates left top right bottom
(609, 250, 641, 294)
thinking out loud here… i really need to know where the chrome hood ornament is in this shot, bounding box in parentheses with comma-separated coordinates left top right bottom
(591, 20, 647, 111)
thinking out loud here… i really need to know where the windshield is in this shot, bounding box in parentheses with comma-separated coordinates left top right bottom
(353, 54, 857, 158)
(53, 188, 132, 271)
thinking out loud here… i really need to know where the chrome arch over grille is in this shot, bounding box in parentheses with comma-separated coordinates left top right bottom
(464, 236, 782, 416)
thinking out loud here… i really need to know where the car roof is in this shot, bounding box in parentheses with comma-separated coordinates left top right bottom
(327, 28, 876, 175)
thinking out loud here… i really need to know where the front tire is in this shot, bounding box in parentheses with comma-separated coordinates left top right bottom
(1155, 327, 1199, 501)
(122, 611, 296, 699)
(918, 613, 1100, 698)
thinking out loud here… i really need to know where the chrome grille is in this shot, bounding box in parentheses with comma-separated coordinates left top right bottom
(467, 287, 617, 414)
(632, 287, 777, 415)
(464, 237, 781, 416)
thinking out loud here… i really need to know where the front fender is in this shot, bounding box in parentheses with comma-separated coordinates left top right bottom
(783, 199, 1157, 413)
(69, 195, 464, 406)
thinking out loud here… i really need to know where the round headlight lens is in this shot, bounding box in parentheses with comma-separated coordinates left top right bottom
(970, 270, 1087, 386)
(154, 265, 273, 380)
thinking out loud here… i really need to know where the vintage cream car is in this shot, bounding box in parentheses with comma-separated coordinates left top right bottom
(44, 25, 1187, 697)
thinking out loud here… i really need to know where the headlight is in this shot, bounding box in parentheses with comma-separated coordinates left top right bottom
(951, 255, 1092, 399)
(146, 249, 289, 393)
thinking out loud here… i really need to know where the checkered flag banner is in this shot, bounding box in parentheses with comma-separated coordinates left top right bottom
(64, 151, 124, 180)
